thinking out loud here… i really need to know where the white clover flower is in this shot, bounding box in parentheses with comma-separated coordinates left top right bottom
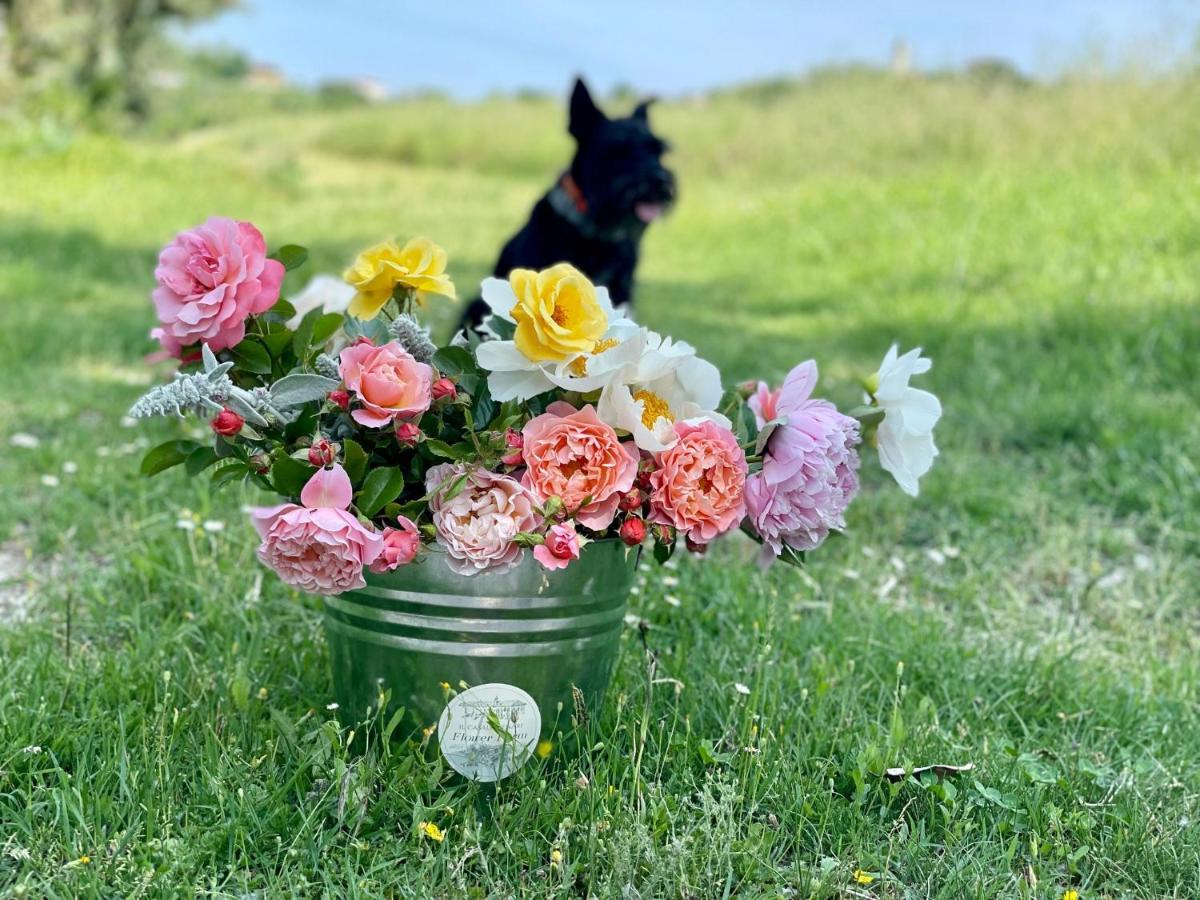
(40, 475, 59, 488)
(10, 433, 40, 449)
(870, 345, 941, 497)
(202, 520, 225, 533)
(734, 683, 751, 696)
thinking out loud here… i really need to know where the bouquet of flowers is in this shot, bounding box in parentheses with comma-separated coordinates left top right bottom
(131, 217, 942, 595)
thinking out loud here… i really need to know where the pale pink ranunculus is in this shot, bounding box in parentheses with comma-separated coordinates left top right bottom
(426, 463, 539, 576)
(648, 420, 747, 545)
(533, 521, 582, 571)
(151, 216, 284, 356)
(250, 464, 383, 595)
(743, 360, 862, 565)
(338, 339, 433, 428)
(521, 402, 637, 531)
(370, 516, 421, 573)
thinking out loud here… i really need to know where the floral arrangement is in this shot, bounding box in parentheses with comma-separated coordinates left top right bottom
(131, 217, 942, 595)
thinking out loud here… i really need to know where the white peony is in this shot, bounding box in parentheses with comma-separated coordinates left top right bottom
(474, 276, 641, 401)
(596, 329, 728, 452)
(870, 345, 941, 497)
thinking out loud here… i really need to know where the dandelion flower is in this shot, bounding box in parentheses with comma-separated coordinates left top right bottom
(536, 740, 554, 759)
(419, 821, 445, 842)
(853, 869, 875, 884)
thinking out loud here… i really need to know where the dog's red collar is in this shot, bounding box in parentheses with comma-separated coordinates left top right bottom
(560, 173, 588, 213)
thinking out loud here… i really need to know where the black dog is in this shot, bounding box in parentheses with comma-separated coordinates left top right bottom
(457, 78, 676, 331)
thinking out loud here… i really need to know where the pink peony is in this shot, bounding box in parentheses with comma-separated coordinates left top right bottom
(648, 420, 747, 545)
(521, 402, 638, 531)
(338, 339, 433, 428)
(370, 516, 421, 573)
(151, 217, 284, 356)
(743, 361, 861, 565)
(533, 521, 583, 571)
(250, 464, 383, 595)
(426, 463, 539, 576)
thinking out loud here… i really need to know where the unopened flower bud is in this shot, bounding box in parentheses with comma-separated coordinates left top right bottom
(620, 517, 646, 546)
(542, 495, 564, 518)
(431, 377, 457, 402)
(635, 453, 656, 491)
(618, 487, 643, 512)
(395, 421, 422, 446)
(736, 380, 759, 399)
(328, 390, 350, 410)
(249, 451, 271, 474)
(501, 428, 524, 466)
(651, 523, 676, 546)
(210, 407, 244, 437)
(685, 535, 708, 555)
(307, 436, 338, 467)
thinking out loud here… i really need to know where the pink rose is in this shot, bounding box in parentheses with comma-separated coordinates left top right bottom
(533, 521, 583, 571)
(338, 339, 433, 427)
(521, 402, 638, 531)
(151, 216, 284, 356)
(744, 361, 861, 565)
(250, 464, 383, 595)
(648, 420, 747, 545)
(370, 516, 421, 573)
(426, 463, 539, 576)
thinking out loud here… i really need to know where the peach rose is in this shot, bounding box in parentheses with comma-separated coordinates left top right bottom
(369, 516, 421, 573)
(338, 339, 433, 427)
(521, 402, 638, 531)
(426, 463, 539, 576)
(533, 521, 583, 571)
(648, 420, 748, 545)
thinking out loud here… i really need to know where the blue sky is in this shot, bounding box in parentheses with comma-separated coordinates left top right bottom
(178, 1, 1199, 98)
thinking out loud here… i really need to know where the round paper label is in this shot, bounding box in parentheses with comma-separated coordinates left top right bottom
(437, 683, 542, 782)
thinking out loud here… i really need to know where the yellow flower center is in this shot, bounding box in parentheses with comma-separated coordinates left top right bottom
(567, 338, 620, 376)
(633, 389, 674, 430)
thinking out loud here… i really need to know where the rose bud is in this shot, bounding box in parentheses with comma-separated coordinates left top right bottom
(395, 421, 422, 446)
(620, 517, 646, 546)
(249, 451, 271, 474)
(685, 535, 708, 555)
(501, 428, 524, 466)
(431, 377, 457, 402)
(210, 407, 244, 437)
(651, 523, 676, 546)
(736, 379, 759, 400)
(307, 436, 338, 467)
(351, 335, 374, 347)
(328, 389, 350, 410)
(618, 487, 643, 512)
(635, 454, 656, 491)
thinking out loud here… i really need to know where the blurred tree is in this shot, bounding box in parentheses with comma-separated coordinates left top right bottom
(0, 0, 235, 120)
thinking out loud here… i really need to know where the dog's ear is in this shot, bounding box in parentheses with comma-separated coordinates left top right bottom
(631, 98, 656, 123)
(569, 77, 606, 140)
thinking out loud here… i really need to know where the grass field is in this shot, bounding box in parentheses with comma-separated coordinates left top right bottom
(2, 71, 1199, 897)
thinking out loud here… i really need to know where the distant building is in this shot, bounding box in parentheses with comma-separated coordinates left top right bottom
(245, 63, 286, 91)
(891, 39, 912, 77)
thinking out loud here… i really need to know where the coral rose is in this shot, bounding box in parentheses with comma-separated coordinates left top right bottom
(648, 420, 747, 545)
(250, 464, 383, 595)
(533, 521, 583, 571)
(370, 516, 421, 573)
(151, 216, 284, 356)
(426, 463, 539, 576)
(521, 402, 638, 531)
(338, 339, 433, 428)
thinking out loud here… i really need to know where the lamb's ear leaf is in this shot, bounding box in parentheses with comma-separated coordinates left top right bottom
(269, 374, 339, 407)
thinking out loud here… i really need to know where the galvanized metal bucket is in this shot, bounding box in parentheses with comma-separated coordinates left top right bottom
(322, 540, 640, 739)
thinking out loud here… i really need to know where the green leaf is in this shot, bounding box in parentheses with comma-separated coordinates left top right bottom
(271, 244, 309, 271)
(342, 438, 368, 485)
(260, 322, 294, 357)
(311, 313, 343, 346)
(267, 297, 297, 321)
(291, 307, 321, 357)
(356, 467, 406, 517)
(653, 539, 676, 565)
(140, 440, 199, 477)
(211, 461, 249, 488)
(471, 380, 496, 429)
(486, 316, 516, 341)
(184, 446, 220, 476)
(432, 346, 478, 377)
(422, 438, 473, 461)
(229, 339, 273, 375)
(272, 455, 314, 497)
(270, 373, 339, 407)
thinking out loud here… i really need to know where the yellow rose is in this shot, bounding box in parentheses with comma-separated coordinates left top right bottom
(510, 263, 607, 362)
(343, 236, 456, 320)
